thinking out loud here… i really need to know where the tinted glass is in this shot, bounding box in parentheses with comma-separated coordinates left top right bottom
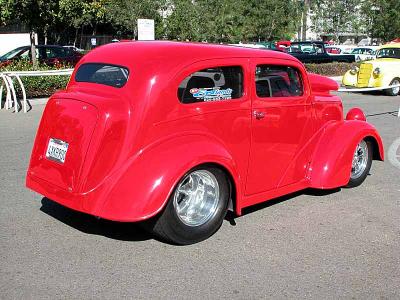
(0, 46, 27, 60)
(255, 65, 303, 98)
(376, 48, 400, 59)
(288, 43, 321, 54)
(75, 63, 129, 88)
(178, 66, 243, 104)
(46, 47, 67, 58)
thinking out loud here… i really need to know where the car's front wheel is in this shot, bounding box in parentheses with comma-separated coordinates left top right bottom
(385, 78, 400, 96)
(148, 166, 230, 245)
(347, 139, 372, 188)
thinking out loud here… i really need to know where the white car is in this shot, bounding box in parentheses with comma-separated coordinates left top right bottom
(351, 46, 378, 62)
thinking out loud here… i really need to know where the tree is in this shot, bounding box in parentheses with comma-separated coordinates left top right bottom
(0, 0, 14, 25)
(106, 0, 166, 39)
(163, 0, 204, 41)
(310, 0, 363, 42)
(240, 0, 301, 42)
(164, 0, 301, 43)
(0, 0, 59, 67)
(361, 0, 400, 42)
(59, 0, 86, 45)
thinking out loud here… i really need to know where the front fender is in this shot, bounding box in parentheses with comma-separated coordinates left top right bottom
(95, 134, 241, 221)
(342, 70, 357, 86)
(309, 120, 383, 189)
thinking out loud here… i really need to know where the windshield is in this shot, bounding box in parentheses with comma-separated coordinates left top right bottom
(351, 48, 375, 55)
(376, 48, 400, 59)
(0, 46, 27, 60)
(288, 43, 324, 54)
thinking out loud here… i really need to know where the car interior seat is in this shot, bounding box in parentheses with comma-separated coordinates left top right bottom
(182, 76, 215, 103)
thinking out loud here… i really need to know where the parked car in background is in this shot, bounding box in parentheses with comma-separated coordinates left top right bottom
(288, 41, 355, 63)
(350, 46, 378, 62)
(26, 41, 383, 245)
(325, 46, 342, 54)
(276, 40, 291, 52)
(0, 45, 83, 67)
(334, 45, 356, 54)
(63, 45, 85, 53)
(342, 43, 400, 96)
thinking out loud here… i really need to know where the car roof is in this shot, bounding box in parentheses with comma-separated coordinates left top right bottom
(17, 45, 66, 49)
(36, 45, 65, 48)
(353, 46, 377, 49)
(291, 41, 324, 45)
(379, 43, 400, 49)
(82, 41, 298, 69)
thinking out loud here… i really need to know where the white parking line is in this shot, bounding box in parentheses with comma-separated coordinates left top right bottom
(388, 137, 400, 170)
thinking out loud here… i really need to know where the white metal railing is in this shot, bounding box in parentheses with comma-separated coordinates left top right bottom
(0, 69, 73, 113)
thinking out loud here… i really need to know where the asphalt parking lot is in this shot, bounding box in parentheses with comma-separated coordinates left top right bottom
(1, 93, 399, 299)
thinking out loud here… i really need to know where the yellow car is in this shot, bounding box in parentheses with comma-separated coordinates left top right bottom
(342, 43, 400, 96)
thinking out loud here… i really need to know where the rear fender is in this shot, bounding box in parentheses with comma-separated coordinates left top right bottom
(309, 120, 383, 189)
(96, 134, 241, 221)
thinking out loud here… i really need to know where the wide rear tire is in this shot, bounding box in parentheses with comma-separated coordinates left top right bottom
(147, 166, 230, 245)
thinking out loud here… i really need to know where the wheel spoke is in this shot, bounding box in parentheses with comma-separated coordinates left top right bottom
(173, 170, 220, 227)
(350, 140, 369, 180)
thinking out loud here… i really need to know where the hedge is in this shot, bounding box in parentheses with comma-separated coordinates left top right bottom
(0, 60, 71, 98)
(304, 62, 359, 77)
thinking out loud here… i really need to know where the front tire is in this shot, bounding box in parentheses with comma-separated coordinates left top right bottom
(385, 78, 400, 96)
(149, 166, 230, 245)
(347, 139, 372, 188)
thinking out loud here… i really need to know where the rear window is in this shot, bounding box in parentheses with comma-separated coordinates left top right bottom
(178, 66, 243, 104)
(75, 63, 129, 88)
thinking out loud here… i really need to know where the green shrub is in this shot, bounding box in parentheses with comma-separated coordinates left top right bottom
(305, 62, 360, 77)
(0, 60, 72, 98)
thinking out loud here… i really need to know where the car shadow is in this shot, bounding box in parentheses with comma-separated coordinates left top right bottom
(41, 186, 342, 239)
(40, 197, 153, 242)
(225, 188, 341, 225)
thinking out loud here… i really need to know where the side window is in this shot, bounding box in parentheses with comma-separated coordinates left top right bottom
(20, 49, 30, 59)
(255, 65, 303, 98)
(46, 47, 66, 58)
(178, 66, 243, 104)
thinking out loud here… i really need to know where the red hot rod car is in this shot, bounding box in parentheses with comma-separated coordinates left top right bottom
(26, 41, 383, 244)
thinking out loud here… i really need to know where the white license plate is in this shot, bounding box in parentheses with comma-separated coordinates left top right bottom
(46, 138, 69, 163)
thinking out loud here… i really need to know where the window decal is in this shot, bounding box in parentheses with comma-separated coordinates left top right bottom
(189, 87, 233, 101)
(178, 66, 243, 104)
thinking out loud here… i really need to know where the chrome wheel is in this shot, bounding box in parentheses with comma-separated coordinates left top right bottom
(351, 140, 369, 179)
(173, 170, 220, 227)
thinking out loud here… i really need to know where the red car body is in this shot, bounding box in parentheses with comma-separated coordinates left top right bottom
(26, 41, 383, 224)
(325, 46, 342, 54)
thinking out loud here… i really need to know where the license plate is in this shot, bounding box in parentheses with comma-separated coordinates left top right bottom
(46, 138, 69, 163)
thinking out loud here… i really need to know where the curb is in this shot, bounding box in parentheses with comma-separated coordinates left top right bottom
(28, 97, 49, 106)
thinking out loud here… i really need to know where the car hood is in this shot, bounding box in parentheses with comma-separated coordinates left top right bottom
(361, 58, 400, 68)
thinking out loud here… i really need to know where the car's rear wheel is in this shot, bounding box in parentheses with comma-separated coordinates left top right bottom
(149, 166, 230, 245)
(385, 78, 400, 96)
(347, 139, 372, 187)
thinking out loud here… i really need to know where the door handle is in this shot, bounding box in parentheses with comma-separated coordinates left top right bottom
(253, 111, 265, 120)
